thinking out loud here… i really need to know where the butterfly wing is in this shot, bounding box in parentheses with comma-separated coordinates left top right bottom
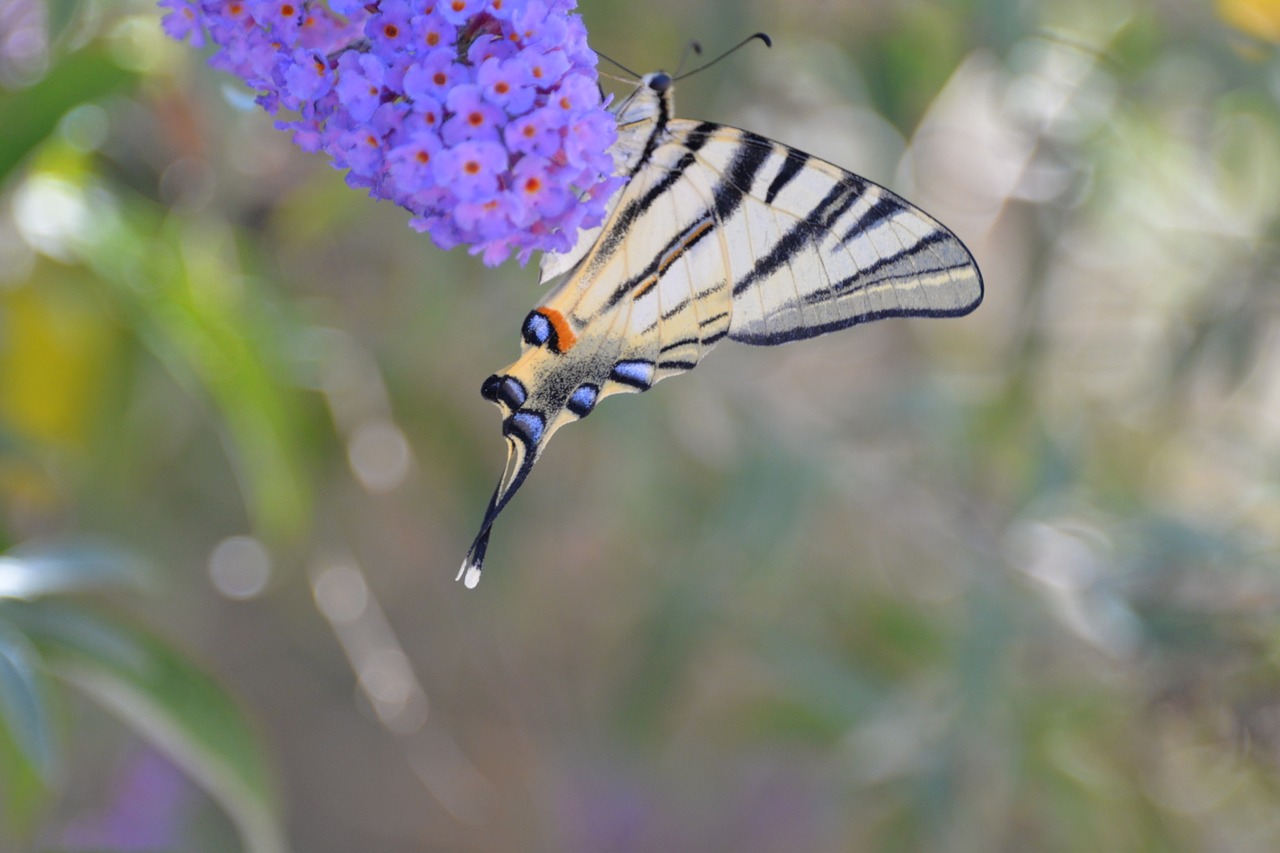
(460, 114, 982, 587)
(533, 119, 983, 413)
(655, 120, 984, 345)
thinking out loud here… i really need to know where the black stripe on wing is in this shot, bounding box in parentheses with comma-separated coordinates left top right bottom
(670, 128, 982, 345)
(765, 147, 809, 204)
(729, 179, 865, 297)
(603, 129, 771, 311)
(594, 122, 717, 264)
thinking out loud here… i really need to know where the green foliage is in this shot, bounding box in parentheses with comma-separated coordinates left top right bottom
(3, 0, 1280, 850)
(0, 49, 137, 185)
(0, 543, 285, 852)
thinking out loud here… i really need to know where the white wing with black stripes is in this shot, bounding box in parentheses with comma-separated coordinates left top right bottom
(458, 70, 983, 588)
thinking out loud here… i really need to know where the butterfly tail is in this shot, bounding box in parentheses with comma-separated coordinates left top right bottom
(457, 430, 541, 588)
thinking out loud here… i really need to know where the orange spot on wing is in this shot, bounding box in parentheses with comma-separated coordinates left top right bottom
(537, 308, 577, 352)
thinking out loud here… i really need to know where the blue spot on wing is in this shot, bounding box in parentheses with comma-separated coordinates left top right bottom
(481, 374, 527, 408)
(567, 383, 598, 417)
(522, 311, 552, 347)
(610, 360, 655, 390)
(505, 411, 545, 446)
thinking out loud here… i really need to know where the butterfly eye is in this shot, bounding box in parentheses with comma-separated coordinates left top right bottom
(504, 410, 545, 446)
(481, 374, 527, 408)
(566, 383, 598, 418)
(648, 72, 671, 93)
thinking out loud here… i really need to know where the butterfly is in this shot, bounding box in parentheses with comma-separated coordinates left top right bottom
(458, 50, 983, 588)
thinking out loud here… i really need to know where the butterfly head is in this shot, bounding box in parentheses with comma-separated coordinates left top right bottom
(646, 71, 672, 93)
(614, 71, 675, 128)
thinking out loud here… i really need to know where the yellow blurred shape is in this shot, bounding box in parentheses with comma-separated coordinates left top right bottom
(1219, 0, 1280, 41)
(0, 282, 114, 448)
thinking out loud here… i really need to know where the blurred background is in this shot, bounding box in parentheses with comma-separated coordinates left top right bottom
(3, 0, 1280, 850)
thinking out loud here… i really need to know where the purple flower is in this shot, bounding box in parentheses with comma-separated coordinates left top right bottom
(387, 133, 442, 186)
(158, 0, 203, 47)
(465, 32, 517, 67)
(512, 155, 569, 219)
(403, 51, 465, 103)
(520, 45, 570, 89)
(436, 139, 507, 200)
(477, 55, 536, 114)
(511, 1, 564, 45)
(366, 7, 412, 53)
(160, 0, 618, 267)
(456, 195, 524, 238)
(442, 84, 505, 144)
(334, 52, 388, 124)
(410, 12, 456, 52)
(438, 0, 488, 26)
(248, 1, 303, 40)
(505, 109, 561, 157)
(281, 49, 333, 105)
(336, 125, 386, 179)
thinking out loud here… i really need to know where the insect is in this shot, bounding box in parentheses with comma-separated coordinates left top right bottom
(458, 37, 983, 588)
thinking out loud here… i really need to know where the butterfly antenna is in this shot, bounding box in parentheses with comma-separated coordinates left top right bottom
(597, 69, 636, 86)
(673, 32, 772, 82)
(594, 48, 642, 80)
(673, 39, 703, 77)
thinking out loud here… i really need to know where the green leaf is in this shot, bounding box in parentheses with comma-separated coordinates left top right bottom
(0, 49, 138, 185)
(0, 618, 55, 780)
(17, 603, 287, 853)
(0, 540, 150, 600)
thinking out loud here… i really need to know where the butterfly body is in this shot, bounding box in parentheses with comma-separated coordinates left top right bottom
(459, 71, 983, 588)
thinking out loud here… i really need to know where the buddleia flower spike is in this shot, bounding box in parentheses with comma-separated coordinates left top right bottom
(161, 0, 621, 266)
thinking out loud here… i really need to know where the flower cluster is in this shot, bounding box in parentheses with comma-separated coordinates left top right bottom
(160, 0, 620, 266)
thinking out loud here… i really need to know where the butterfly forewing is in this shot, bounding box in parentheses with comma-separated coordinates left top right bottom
(656, 122, 982, 345)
